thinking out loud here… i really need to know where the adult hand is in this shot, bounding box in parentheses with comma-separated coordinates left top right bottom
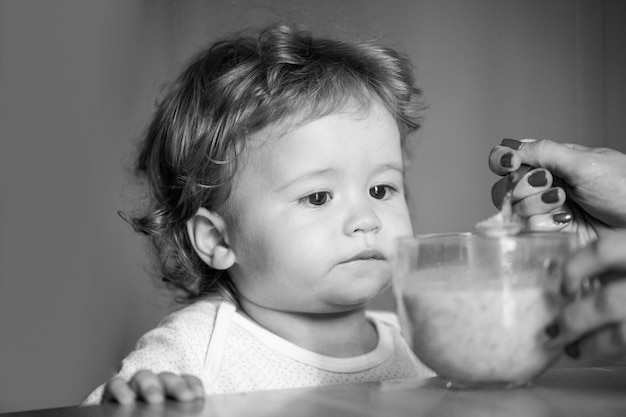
(102, 371, 204, 404)
(488, 138, 626, 361)
(545, 230, 626, 361)
(488, 139, 626, 244)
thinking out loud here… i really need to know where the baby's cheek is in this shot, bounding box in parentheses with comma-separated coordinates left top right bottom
(386, 212, 413, 238)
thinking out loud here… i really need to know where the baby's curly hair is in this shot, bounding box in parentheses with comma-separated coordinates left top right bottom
(130, 23, 425, 303)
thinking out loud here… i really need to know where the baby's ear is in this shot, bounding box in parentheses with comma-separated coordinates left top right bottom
(186, 208, 235, 270)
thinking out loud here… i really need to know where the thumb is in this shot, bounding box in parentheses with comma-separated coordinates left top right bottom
(514, 139, 585, 182)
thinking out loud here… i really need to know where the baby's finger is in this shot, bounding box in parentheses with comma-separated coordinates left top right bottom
(525, 210, 573, 232)
(129, 370, 165, 404)
(570, 322, 626, 361)
(182, 375, 205, 399)
(563, 231, 626, 295)
(102, 378, 136, 404)
(513, 187, 566, 217)
(159, 372, 199, 402)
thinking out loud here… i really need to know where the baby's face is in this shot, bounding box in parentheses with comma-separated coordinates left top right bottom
(223, 100, 413, 314)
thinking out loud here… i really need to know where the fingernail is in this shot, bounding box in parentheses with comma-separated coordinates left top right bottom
(501, 138, 522, 150)
(500, 152, 513, 168)
(541, 189, 560, 204)
(545, 322, 560, 338)
(565, 342, 580, 359)
(552, 212, 572, 224)
(527, 170, 548, 187)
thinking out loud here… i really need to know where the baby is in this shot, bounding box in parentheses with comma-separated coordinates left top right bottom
(83, 23, 434, 405)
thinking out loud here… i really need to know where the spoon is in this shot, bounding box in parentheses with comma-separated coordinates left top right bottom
(475, 191, 524, 237)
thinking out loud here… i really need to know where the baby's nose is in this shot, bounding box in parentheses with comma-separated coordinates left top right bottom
(344, 204, 382, 235)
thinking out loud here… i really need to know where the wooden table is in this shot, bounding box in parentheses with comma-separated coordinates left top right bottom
(5, 366, 626, 417)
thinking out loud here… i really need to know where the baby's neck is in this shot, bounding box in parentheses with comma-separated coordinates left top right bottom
(237, 300, 378, 357)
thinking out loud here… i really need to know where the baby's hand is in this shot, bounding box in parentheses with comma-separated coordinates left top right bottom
(102, 371, 204, 404)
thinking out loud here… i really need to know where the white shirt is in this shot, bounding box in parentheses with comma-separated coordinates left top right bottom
(83, 299, 433, 404)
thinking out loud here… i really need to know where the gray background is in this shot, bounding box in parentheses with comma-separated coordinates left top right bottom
(1, 0, 625, 413)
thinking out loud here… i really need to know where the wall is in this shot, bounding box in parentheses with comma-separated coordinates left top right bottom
(0, 0, 623, 412)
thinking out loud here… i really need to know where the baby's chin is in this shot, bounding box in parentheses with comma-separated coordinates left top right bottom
(324, 278, 392, 311)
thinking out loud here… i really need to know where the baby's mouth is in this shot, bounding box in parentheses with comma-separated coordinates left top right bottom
(342, 249, 386, 264)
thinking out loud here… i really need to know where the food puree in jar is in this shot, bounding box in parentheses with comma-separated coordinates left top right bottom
(402, 266, 562, 387)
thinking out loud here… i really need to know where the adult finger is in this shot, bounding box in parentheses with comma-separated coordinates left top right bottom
(102, 378, 136, 404)
(545, 280, 626, 357)
(512, 187, 566, 217)
(563, 230, 626, 295)
(525, 209, 573, 232)
(129, 370, 165, 404)
(488, 144, 524, 175)
(560, 280, 626, 338)
(491, 165, 534, 209)
(561, 142, 594, 152)
(491, 177, 509, 209)
(500, 139, 587, 182)
(510, 168, 553, 200)
(489, 138, 539, 175)
(570, 322, 626, 361)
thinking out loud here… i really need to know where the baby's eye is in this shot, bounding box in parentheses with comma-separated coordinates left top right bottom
(370, 185, 396, 200)
(299, 191, 332, 206)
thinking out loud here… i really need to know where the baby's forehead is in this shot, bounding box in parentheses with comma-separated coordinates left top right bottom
(249, 99, 386, 144)
(240, 101, 402, 168)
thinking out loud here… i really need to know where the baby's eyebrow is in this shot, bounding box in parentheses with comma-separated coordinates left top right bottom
(274, 168, 338, 192)
(376, 163, 404, 174)
(275, 162, 404, 192)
